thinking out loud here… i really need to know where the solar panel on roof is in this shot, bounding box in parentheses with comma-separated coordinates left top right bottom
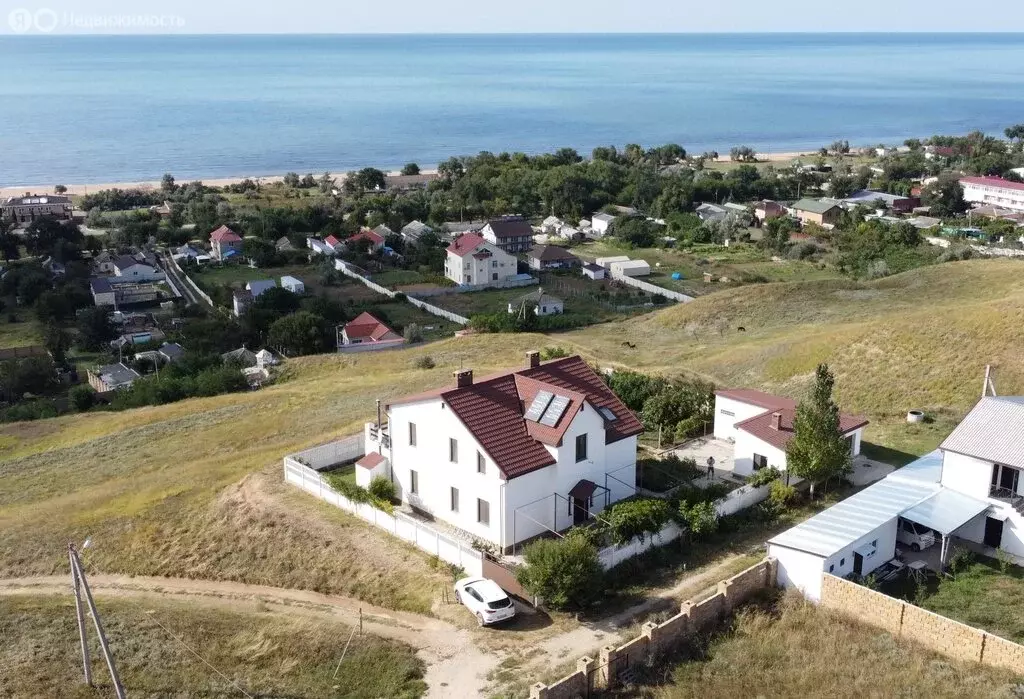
(540, 394, 570, 427)
(524, 390, 554, 422)
(599, 407, 618, 422)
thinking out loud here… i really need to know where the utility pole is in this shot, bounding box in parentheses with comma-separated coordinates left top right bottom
(69, 544, 92, 687)
(69, 544, 126, 699)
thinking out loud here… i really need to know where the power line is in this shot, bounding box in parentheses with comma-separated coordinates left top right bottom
(143, 612, 254, 699)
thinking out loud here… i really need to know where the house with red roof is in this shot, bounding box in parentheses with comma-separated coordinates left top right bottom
(959, 176, 1024, 213)
(358, 352, 643, 550)
(337, 312, 404, 352)
(209, 225, 243, 261)
(444, 233, 518, 286)
(347, 228, 385, 252)
(713, 388, 868, 477)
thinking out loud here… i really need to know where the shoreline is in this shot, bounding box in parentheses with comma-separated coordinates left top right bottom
(0, 151, 816, 199)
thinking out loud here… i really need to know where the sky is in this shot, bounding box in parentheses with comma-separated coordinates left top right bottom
(3, 0, 1024, 34)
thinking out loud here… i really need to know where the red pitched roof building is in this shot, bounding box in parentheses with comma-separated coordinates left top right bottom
(713, 388, 869, 477)
(444, 233, 518, 286)
(360, 352, 643, 550)
(209, 225, 243, 260)
(347, 228, 386, 250)
(959, 176, 1024, 213)
(338, 312, 404, 352)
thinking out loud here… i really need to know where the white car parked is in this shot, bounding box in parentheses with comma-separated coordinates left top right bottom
(454, 577, 516, 626)
(897, 518, 937, 552)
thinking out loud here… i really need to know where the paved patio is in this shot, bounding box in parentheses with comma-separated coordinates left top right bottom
(668, 437, 746, 486)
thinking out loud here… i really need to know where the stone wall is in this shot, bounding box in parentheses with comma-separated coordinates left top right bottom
(820, 573, 1024, 675)
(530, 558, 776, 698)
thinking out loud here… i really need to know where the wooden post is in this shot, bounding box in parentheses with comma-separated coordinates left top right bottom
(70, 549, 126, 699)
(69, 544, 92, 687)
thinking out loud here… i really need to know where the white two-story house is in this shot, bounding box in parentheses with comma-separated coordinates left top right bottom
(358, 352, 643, 552)
(713, 389, 868, 477)
(769, 393, 1024, 602)
(444, 233, 519, 287)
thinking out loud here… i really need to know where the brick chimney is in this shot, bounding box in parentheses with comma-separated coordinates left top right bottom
(770, 412, 782, 430)
(453, 369, 474, 388)
(526, 350, 541, 369)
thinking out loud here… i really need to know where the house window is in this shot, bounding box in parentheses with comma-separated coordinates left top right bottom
(477, 498, 490, 526)
(492, 273, 498, 281)
(840, 557, 845, 567)
(410, 470, 419, 495)
(477, 451, 486, 474)
(575, 434, 588, 463)
(450, 487, 459, 512)
(829, 564, 835, 573)
(753, 454, 768, 471)
(449, 438, 458, 463)
(720, 409, 735, 417)
(491, 261, 497, 268)
(409, 422, 417, 446)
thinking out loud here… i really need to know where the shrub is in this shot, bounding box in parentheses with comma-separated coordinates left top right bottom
(516, 531, 603, 610)
(637, 454, 701, 492)
(369, 475, 396, 502)
(69, 385, 96, 412)
(413, 355, 435, 370)
(393, 292, 407, 302)
(403, 323, 423, 343)
(328, 476, 371, 504)
(0, 399, 59, 423)
(540, 346, 569, 360)
(787, 241, 820, 260)
(747, 466, 783, 488)
(679, 500, 719, 540)
(604, 498, 672, 545)
(769, 480, 798, 509)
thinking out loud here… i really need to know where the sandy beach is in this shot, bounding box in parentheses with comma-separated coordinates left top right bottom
(0, 152, 816, 199)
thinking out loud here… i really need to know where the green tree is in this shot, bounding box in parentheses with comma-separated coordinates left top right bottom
(75, 307, 114, 351)
(729, 145, 757, 162)
(515, 531, 603, 610)
(0, 226, 19, 261)
(786, 364, 852, 498)
(400, 163, 421, 176)
(679, 500, 719, 540)
(69, 385, 96, 412)
(54, 184, 68, 194)
(759, 216, 796, 253)
(266, 311, 326, 356)
(160, 173, 177, 193)
(43, 324, 71, 364)
(604, 498, 671, 545)
(610, 215, 656, 248)
(283, 172, 301, 187)
(604, 370, 666, 412)
(922, 176, 968, 217)
(1004, 124, 1024, 143)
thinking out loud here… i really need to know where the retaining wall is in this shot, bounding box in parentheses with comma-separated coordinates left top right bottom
(530, 559, 777, 698)
(819, 573, 1024, 675)
(609, 269, 694, 303)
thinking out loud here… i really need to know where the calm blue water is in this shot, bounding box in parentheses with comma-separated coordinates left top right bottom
(2, 33, 1024, 186)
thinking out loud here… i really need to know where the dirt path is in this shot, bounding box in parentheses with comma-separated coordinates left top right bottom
(0, 575, 496, 699)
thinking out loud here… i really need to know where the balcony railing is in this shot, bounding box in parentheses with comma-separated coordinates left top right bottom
(990, 485, 1024, 514)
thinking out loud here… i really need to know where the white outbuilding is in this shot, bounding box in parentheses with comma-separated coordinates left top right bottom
(609, 259, 651, 277)
(281, 275, 305, 294)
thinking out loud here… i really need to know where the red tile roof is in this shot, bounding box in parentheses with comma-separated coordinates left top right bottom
(960, 176, 1024, 193)
(715, 389, 796, 411)
(735, 408, 869, 452)
(325, 235, 342, 247)
(447, 233, 486, 256)
(357, 452, 386, 469)
(388, 356, 644, 480)
(349, 228, 385, 246)
(344, 312, 401, 342)
(210, 225, 241, 243)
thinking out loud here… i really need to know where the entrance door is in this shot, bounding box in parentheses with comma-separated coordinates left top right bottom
(999, 466, 1020, 495)
(984, 517, 1004, 549)
(572, 497, 589, 525)
(853, 552, 864, 576)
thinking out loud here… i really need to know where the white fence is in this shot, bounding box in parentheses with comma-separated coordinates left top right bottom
(169, 255, 215, 306)
(595, 481, 771, 569)
(407, 276, 539, 297)
(610, 269, 694, 303)
(289, 434, 365, 470)
(334, 259, 470, 326)
(283, 457, 484, 577)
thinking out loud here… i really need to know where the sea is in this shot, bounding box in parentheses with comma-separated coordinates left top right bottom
(2, 33, 1024, 186)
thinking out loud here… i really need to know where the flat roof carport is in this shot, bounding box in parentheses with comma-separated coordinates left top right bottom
(901, 489, 990, 568)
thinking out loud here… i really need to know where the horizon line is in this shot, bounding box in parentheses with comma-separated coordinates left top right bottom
(4, 30, 1024, 37)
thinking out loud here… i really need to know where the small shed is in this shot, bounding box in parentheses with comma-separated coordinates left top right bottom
(610, 260, 651, 278)
(582, 263, 606, 281)
(596, 255, 630, 269)
(281, 275, 305, 294)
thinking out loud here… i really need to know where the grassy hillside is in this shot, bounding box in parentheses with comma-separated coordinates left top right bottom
(0, 595, 425, 699)
(647, 594, 1018, 699)
(2, 259, 1023, 610)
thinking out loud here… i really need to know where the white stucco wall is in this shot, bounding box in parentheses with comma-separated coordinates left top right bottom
(733, 431, 788, 477)
(769, 545, 826, 602)
(712, 396, 771, 441)
(445, 242, 517, 285)
(940, 451, 993, 501)
(822, 518, 897, 580)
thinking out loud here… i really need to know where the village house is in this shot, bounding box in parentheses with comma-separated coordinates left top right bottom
(789, 199, 843, 227)
(590, 212, 616, 237)
(87, 362, 141, 393)
(444, 233, 518, 286)
(275, 236, 296, 252)
(401, 220, 434, 243)
(113, 255, 164, 282)
(481, 217, 534, 253)
(357, 352, 644, 550)
(232, 279, 276, 316)
(713, 389, 868, 477)
(959, 176, 1024, 213)
(210, 225, 243, 261)
(526, 244, 580, 271)
(347, 228, 385, 252)
(337, 312, 404, 352)
(754, 200, 785, 225)
(222, 347, 258, 368)
(306, 237, 332, 255)
(581, 263, 606, 280)
(507, 288, 564, 317)
(1, 194, 73, 224)
(770, 391, 1024, 602)
(841, 189, 920, 213)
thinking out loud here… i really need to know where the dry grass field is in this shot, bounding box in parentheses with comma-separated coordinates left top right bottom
(647, 594, 1019, 699)
(0, 594, 425, 699)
